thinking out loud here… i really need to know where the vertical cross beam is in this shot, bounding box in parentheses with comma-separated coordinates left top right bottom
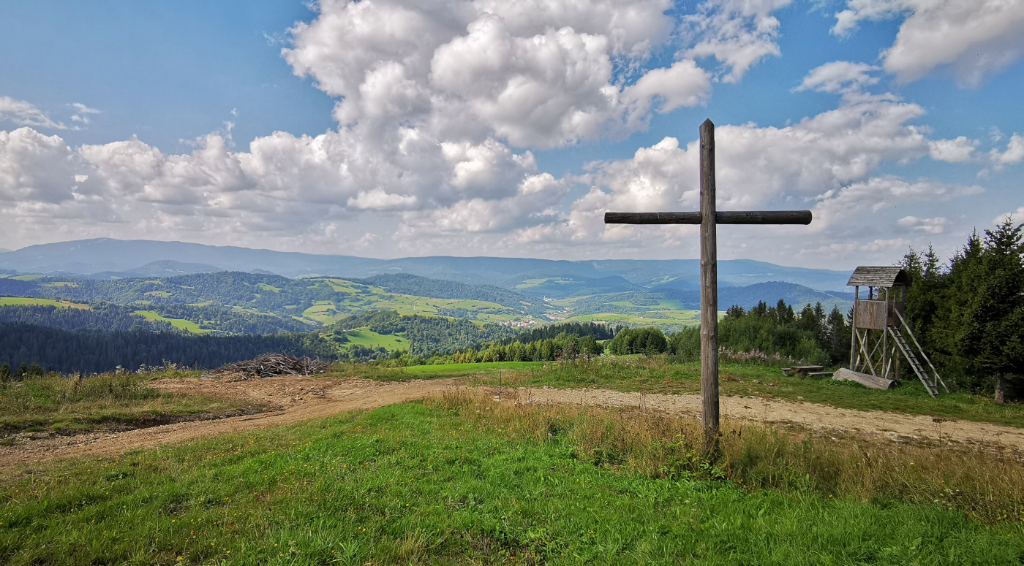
(603, 119, 812, 454)
(699, 119, 719, 446)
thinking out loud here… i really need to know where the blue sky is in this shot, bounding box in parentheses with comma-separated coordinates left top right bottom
(1, 0, 1022, 269)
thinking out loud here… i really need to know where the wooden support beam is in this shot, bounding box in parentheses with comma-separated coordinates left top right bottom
(699, 118, 719, 451)
(602, 118, 815, 451)
(604, 210, 812, 225)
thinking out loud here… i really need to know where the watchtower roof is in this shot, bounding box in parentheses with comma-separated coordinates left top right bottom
(847, 266, 909, 288)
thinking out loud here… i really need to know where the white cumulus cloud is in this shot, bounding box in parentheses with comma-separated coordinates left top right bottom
(794, 61, 880, 94)
(833, 0, 1024, 86)
(990, 134, 1024, 165)
(684, 0, 792, 83)
(897, 215, 948, 234)
(284, 0, 722, 149)
(928, 136, 978, 163)
(0, 97, 65, 130)
(994, 207, 1024, 225)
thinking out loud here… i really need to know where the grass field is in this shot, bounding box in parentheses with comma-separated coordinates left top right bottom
(556, 311, 702, 327)
(333, 361, 544, 380)
(0, 373, 259, 437)
(133, 310, 210, 334)
(339, 329, 411, 352)
(0, 298, 90, 309)
(360, 357, 1024, 428)
(2, 399, 1022, 565)
(299, 280, 535, 326)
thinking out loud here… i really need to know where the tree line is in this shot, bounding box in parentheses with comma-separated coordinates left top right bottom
(0, 302, 312, 335)
(325, 310, 517, 357)
(0, 323, 337, 375)
(900, 219, 1023, 397)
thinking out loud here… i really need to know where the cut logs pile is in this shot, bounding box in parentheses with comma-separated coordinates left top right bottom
(212, 353, 330, 380)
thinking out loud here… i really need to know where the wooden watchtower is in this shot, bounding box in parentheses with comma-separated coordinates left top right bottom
(847, 266, 947, 397)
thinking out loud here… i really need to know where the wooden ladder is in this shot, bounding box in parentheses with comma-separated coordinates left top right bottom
(888, 310, 949, 397)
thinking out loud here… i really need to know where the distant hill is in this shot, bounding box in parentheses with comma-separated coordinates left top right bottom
(127, 260, 223, 277)
(323, 309, 516, 357)
(354, 274, 546, 315)
(659, 281, 853, 312)
(1, 238, 854, 292)
(0, 271, 540, 328)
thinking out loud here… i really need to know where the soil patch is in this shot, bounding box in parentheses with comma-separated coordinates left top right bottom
(1, 377, 1022, 472)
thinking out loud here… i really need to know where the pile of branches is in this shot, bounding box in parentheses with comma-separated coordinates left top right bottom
(212, 353, 330, 380)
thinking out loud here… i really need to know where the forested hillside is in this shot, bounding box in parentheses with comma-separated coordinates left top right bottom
(354, 274, 545, 315)
(0, 301, 313, 335)
(0, 271, 541, 326)
(899, 219, 1024, 397)
(0, 323, 336, 374)
(325, 310, 517, 358)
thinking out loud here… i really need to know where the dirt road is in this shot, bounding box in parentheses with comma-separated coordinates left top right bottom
(1, 376, 1021, 471)
(0, 376, 457, 472)
(522, 387, 1024, 453)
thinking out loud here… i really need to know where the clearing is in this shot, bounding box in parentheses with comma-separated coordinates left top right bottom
(2, 374, 1021, 472)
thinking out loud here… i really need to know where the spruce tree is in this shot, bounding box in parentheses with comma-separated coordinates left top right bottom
(932, 220, 1024, 395)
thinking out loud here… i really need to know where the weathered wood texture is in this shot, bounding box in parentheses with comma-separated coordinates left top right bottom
(604, 211, 812, 225)
(603, 118, 814, 443)
(847, 266, 909, 288)
(833, 368, 895, 390)
(699, 119, 720, 441)
(855, 300, 889, 330)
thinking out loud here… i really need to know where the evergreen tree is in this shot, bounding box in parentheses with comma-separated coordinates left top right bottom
(902, 245, 946, 357)
(932, 220, 1024, 394)
(825, 306, 850, 366)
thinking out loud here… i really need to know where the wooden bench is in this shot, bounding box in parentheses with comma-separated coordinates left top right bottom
(806, 371, 834, 378)
(788, 365, 825, 378)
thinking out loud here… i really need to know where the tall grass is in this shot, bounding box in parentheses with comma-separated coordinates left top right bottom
(0, 373, 258, 436)
(3, 401, 1022, 564)
(428, 387, 1024, 523)
(366, 355, 1024, 428)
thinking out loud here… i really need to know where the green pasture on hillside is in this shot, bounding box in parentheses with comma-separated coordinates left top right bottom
(556, 311, 702, 327)
(338, 329, 411, 352)
(133, 310, 209, 334)
(0, 298, 89, 309)
(301, 292, 526, 325)
(2, 402, 1021, 565)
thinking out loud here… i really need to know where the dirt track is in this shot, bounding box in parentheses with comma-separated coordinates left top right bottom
(0, 376, 457, 472)
(1, 376, 1022, 471)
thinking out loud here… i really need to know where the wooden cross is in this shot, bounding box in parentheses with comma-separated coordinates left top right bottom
(605, 119, 812, 447)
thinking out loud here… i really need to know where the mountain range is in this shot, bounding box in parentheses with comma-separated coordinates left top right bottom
(0, 238, 856, 293)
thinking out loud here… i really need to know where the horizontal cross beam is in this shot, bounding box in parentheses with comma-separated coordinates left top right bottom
(605, 211, 812, 225)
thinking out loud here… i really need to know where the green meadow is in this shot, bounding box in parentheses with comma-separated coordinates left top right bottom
(363, 357, 1024, 428)
(340, 329, 411, 352)
(2, 358, 1024, 564)
(133, 310, 210, 334)
(0, 298, 90, 309)
(2, 397, 1023, 565)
